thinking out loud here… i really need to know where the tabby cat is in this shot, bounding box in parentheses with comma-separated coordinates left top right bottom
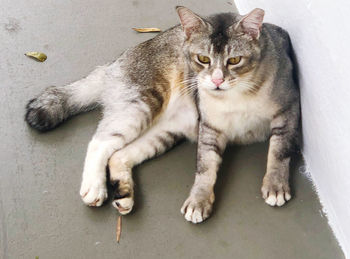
(25, 7, 300, 223)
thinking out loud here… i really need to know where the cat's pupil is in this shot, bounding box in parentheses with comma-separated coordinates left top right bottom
(227, 56, 242, 65)
(198, 55, 210, 64)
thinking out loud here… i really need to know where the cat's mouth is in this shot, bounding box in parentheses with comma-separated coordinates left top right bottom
(205, 87, 229, 96)
(211, 86, 231, 92)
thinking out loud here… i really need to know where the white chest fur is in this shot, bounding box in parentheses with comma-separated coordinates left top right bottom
(199, 87, 277, 144)
(157, 87, 198, 141)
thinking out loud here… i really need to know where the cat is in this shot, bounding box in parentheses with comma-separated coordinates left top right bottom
(25, 6, 300, 224)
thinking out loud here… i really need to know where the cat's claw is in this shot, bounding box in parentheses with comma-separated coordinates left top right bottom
(261, 178, 291, 207)
(181, 193, 214, 224)
(80, 179, 107, 207)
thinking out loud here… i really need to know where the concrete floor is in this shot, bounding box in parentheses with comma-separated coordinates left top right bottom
(0, 0, 344, 258)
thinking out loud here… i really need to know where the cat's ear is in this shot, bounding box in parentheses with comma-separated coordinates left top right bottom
(176, 6, 208, 39)
(235, 8, 265, 39)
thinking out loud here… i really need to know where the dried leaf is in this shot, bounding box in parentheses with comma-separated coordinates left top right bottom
(25, 52, 47, 62)
(132, 27, 161, 33)
(116, 215, 122, 243)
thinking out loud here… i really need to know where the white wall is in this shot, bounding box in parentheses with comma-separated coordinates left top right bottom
(234, 0, 350, 257)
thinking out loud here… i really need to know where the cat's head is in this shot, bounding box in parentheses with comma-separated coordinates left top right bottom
(176, 6, 265, 94)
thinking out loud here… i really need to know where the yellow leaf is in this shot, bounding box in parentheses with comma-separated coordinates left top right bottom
(25, 52, 47, 62)
(132, 27, 161, 33)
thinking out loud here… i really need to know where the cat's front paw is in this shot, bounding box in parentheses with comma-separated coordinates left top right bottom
(261, 174, 291, 207)
(80, 177, 107, 207)
(181, 191, 215, 224)
(111, 179, 134, 215)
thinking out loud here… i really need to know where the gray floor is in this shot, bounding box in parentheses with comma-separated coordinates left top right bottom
(0, 0, 344, 258)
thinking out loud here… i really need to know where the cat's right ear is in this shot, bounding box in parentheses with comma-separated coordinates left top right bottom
(176, 6, 207, 39)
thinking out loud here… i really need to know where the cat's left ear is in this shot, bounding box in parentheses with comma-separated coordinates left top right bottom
(176, 6, 208, 39)
(235, 8, 265, 39)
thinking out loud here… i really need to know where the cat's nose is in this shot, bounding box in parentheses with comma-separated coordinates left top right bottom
(211, 78, 224, 87)
(211, 68, 224, 87)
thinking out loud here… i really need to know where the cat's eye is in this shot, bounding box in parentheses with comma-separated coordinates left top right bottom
(197, 55, 211, 64)
(227, 56, 242, 65)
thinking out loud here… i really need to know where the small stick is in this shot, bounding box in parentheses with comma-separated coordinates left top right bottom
(116, 216, 122, 243)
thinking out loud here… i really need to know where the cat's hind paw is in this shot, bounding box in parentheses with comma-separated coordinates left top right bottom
(80, 179, 108, 207)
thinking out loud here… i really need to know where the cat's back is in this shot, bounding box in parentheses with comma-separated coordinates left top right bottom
(260, 23, 299, 105)
(119, 26, 184, 71)
(262, 23, 292, 53)
(107, 25, 185, 95)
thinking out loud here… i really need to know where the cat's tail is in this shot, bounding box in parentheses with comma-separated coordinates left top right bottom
(25, 67, 106, 132)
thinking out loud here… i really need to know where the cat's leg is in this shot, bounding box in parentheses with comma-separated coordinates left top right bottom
(262, 106, 299, 206)
(181, 121, 227, 223)
(80, 88, 161, 206)
(108, 127, 184, 214)
(108, 95, 198, 214)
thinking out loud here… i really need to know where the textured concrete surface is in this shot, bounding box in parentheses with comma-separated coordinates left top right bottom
(0, 0, 344, 258)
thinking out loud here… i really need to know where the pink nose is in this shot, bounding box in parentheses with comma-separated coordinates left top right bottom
(212, 78, 224, 87)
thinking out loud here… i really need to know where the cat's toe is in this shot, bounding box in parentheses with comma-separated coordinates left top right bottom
(185, 207, 200, 223)
(80, 180, 107, 207)
(112, 197, 134, 215)
(181, 194, 214, 224)
(261, 179, 291, 207)
(111, 180, 134, 215)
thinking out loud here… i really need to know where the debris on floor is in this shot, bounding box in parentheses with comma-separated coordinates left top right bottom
(25, 52, 47, 62)
(132, 27, 161, 33)
(117, 215, 122, 243)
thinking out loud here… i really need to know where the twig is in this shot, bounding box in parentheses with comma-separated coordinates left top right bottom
(116, 216, 122, 243)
